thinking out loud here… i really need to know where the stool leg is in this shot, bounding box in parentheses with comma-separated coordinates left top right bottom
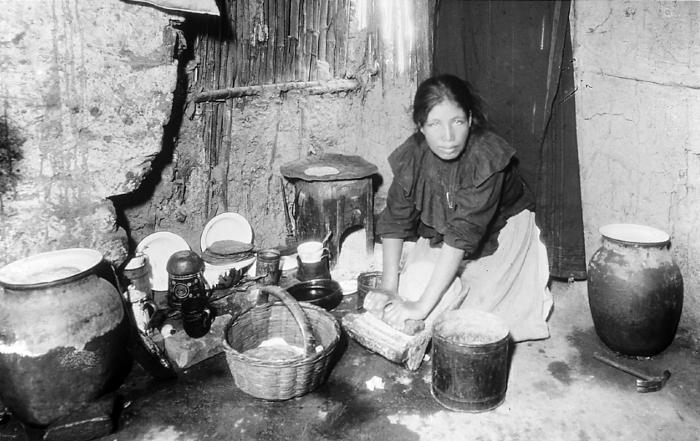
(364, 179, 375, 257)
(331, 199, 342, 267)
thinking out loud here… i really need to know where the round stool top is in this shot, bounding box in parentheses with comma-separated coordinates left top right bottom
(280, 154, 379, 181)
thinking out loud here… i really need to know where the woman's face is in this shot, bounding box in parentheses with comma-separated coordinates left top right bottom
(420, 99, 471, 161)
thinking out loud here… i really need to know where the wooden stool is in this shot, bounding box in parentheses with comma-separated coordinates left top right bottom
(280, 154, 378, 266)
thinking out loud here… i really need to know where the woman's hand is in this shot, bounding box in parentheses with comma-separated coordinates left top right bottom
(363, 289, 393, 316)
(382, 299, 428, 329)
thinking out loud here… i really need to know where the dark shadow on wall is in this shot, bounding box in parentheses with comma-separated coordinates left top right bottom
(110, 14, 222, 253)
(0, 114, 25, 213)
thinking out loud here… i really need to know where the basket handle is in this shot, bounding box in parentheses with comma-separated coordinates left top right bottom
(256, 285, 317, 356)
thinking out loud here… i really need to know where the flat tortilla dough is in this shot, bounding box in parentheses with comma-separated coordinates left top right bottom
(305, 166, 340, 177)
(244, 337, 305, 361)
(207, 239, 253, 256)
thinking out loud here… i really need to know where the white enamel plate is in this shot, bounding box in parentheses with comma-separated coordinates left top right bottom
(200, 212, 254, 253)
(136, 232, 190, 292)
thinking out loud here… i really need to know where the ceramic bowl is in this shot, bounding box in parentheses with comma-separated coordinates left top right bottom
(286, 279, 343, 311)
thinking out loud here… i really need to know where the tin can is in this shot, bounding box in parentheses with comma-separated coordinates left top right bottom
(356, 271, 382, 310)
(255, 249, 282, 285)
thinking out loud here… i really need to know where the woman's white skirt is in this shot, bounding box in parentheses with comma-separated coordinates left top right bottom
(396, 210, 552, 342)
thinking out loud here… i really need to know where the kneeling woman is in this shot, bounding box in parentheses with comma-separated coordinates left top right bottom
(364, 74, 552, 342)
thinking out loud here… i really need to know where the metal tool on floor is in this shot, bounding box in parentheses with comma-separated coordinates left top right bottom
(593, 352, 671, 393)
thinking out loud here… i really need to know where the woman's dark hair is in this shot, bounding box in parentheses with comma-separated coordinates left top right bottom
(412, 74, 488, 133)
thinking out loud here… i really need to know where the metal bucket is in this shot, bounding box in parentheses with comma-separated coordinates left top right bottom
(356, 271, 382, 310)
(431, 309, 510, 412)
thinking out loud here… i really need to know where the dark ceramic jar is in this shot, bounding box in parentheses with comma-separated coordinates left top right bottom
(166, 250, 208, 310)
(0, 248, 131, 426)
(166, 250, 212, 338)
(587, 224, 683, 357)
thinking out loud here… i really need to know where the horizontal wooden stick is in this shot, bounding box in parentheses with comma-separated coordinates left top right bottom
(194, 78, 360, 102)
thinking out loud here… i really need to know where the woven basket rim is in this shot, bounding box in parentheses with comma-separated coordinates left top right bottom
(225, 342, 337, 367)
(222, 301, 340, 368)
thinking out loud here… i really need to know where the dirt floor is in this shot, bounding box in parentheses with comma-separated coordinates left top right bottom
(1, 281, 698, 441)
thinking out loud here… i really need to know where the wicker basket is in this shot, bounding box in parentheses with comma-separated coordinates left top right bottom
(222, 285, 341, 400)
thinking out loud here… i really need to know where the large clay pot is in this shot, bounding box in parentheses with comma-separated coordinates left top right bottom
(0, 248, 132, 426)
(587, 224, 683, 357)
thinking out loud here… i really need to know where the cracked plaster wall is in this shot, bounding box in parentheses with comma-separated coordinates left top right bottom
(571, 1, 700, 331)
(123, 9, 419, 254)
(0, 0, 178, 266)
(126, 78, 416, 254)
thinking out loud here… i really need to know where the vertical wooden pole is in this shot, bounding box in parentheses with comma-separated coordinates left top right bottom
(235, 0, 245, 86)
(300, 0, 309, 81)
(261, 0, 272, 84)
(226, 23, 237, 87)
(290, 0, 300, 81)
(204, 103, 214, 218)
(274, 0, 284, 82)
(213, 19, 223, 88)
(318, 0, 328, 67)
(251, 1, 261, 85)
(309, 0, 320, 81)
(282, 0, 291, 81)
(218, 29, 229, 89)
(326, 0, 337, 77)
(221, 100, 234, 212)
(336, 0, 348, 78)
(243, 0, 252, 86)
(414, 0, 433, 83)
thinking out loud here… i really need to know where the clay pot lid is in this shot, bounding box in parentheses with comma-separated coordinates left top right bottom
(280, 154, 379, 181)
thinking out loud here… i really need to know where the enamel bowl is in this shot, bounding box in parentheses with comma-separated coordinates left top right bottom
(286, 279, 343, 311)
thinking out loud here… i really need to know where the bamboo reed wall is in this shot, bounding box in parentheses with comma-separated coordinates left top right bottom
(197, 0, 363, 94)
(188, 0, 432, 220)
(191, 0, 377, 218)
